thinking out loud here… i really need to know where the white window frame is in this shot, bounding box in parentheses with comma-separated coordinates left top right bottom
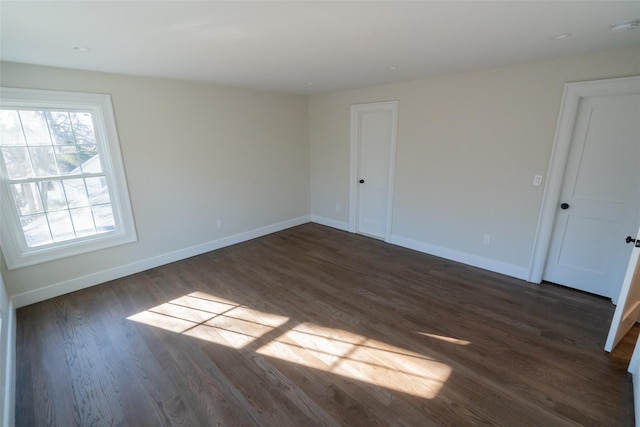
(0, 87, 137, 269)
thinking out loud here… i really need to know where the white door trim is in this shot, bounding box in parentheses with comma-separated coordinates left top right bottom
(528, 76, 640, 284)
(349, 101, 399, 242)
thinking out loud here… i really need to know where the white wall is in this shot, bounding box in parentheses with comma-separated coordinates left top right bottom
(0, 263, 14, 427)
(0, 62, 310, 304)
(2, 46, 639, 304)
(310, 46, 640, 278)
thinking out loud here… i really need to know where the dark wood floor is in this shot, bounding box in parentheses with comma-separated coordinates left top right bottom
(16, 223, 636, 426)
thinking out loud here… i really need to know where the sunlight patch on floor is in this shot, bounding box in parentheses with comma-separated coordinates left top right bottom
(127, 292, 289, 348)
(128, 291, 454, 398)
(417, 332, 471, 346)
(257, 322, 452, 399)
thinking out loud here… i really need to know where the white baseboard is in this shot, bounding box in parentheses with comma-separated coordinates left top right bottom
(12, 215, 311, 308)
(1, 300, 15, 427)
(634, 371, 640, 427)
(12, 216, 531, 306)
(390, 234, 529, 281)
(307, 219, 530, 281)
(310, 215, 350, 232)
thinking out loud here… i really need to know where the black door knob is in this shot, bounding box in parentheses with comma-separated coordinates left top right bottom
(626, 236, 637, 244)
(560, 203, 570, 210)
(359, 179, 365, 183)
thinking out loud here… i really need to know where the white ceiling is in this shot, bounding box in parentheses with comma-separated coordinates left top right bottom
(1, 1, 639, 94)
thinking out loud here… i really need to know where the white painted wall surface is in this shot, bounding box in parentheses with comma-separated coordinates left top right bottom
(309, 46, 640, 278)
(2, 46, 640, 304)
(0, 62, 310, 303)
(0, 265, 14, 427)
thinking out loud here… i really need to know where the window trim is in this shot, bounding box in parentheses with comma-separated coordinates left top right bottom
(0, 87, 137, 269)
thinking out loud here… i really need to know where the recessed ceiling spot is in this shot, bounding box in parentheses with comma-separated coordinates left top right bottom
(550, 33, 572, 40)
(306, 82, 314, 86)
(73, 46, 92, 52)
(611, 20, 640, 33)
(389, 65, 399, 70)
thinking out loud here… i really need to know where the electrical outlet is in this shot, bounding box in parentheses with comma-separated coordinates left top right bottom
(483, 234, 491, 245)
(216, 219, 223, 228)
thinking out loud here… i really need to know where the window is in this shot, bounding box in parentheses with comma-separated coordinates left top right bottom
(0, 88, 136, 269)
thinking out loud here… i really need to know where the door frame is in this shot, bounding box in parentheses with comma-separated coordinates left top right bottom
(528, 76, 640, 288)
(349, 101, 399, 242)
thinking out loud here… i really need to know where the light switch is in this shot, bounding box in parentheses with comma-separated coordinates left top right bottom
(533, 175, 543, 186)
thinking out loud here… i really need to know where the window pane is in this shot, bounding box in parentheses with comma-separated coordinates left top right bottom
(80, 152, 102, 173)
(78, 144, 102, 173)
(54, 145, 82, 175)
(92, 204, 115, 233)
(47, 210, 75, 242)
(64, 178, 90, 208)
(29, 146, 58, 177)
(1, 146, 34, 179)
(78, 143, 97, 153)
(21, 214, 52, 247)
(70, 207, 96, 237)
(19, 111, 51, 146)
(0, 89, 136, 268)
(70, 112, 96, 145)
(45, 112, 74, 145)
(86, 176, 111, 204)
(40, 180, 68, 212)
(10, 183, 44, 215)
(0, 110, 26, 146)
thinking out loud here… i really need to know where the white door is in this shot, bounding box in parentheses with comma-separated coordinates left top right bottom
(350, 102, 398, 241)
(605, 224, 640, 352)
(543, 93, 640, 298)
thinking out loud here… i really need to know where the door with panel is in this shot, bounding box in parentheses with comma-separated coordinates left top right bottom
(543, 93, 640, 298)
(350, 102, 398, 241)
(606, 224, 640, 351)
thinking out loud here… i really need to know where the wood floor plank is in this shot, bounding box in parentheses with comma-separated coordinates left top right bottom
(86, 286, 177, 426)
(15, 223, 635, 426)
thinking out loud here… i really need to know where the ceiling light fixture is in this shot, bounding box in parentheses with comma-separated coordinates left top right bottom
(389, 65, 399, 70)
(611, 20, 640, 33)
(73, 46, 92, 52)
(550, 33, 572, 40)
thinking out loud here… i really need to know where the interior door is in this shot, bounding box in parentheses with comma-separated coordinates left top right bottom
(351, 102, 398, 240)
(605, 224, 640, 351)
(543, 93, 640, 298)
